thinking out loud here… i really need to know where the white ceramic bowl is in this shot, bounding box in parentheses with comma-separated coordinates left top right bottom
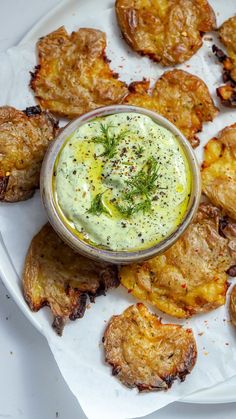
(40, 105, 201, 264)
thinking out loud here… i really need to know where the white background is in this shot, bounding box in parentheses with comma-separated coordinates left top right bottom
(0, 1, 236, 418)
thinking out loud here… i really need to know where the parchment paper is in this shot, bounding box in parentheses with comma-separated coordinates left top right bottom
(0, 1, 236, 419)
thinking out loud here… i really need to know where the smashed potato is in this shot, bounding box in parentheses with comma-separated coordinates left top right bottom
(120, 204, 233, 318)
(103, 303, 197, 391)
(219, 15, 236, 78)
(0, 106, 58, 202)
(202, 124, 236, 221)
(124, 70, 218, 147)
(218, 216, 236, 277)
(213, 16, 236, 107)
(230, 285, 236, 327)
(216, 84, 236, 108)
(31, 27, 128, 118)
(23, 224, 119, 335)
(115, 0, 216, 66)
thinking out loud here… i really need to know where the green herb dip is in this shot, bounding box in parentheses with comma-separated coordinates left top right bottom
(54, 113, 191, 251)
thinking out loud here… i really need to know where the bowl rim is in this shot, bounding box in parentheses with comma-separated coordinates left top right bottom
(40, 104, 201, 264)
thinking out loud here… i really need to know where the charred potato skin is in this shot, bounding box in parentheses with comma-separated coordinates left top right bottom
(213, 45, 236, 107)
(219, 16, 236, 68)
(103, 303, 197, 391)
(124, 70, 218, 147)
(23, 224, 119, 335)
(120, 204, 232, 318)
(219, 216, 236, 276)
(216, 85, 236, 108)
(230, 285, 236, 327)
(116, 0, 216, 66)
(0, 106, 58, 202)
(30, 27, 128, 119)
(202, 124, 236, 221)
(213, 16, 236, 107)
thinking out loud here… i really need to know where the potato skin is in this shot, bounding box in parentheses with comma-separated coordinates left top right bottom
(103, 303, 197, 391)
(219, 16, 236, 88)
(219, 16, 236, 67)
(213, 16, 236, 107)
(0, 106, 58, 202)
(230, 285, 236, 327)
(31, 27, 128, 118)
(216, 85, 236, 108)
(124, 70, 218, 147)
(116, 0, 216, 66)
(202, 124, 236, 221)
(120, 204, 233, 318)
(23, 224, 119, 335)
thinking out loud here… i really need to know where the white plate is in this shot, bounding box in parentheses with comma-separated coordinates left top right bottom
(1, 0, 235, 406)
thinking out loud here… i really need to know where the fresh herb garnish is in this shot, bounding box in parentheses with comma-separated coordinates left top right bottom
(92, 124, 128, 159)
(117, 199, 151, 217)
(88, 192, 109, 216)
(135, 145, 144, 157)
(116, 157, 163, 218)
(124, 157, 160, 201)
(116, 203, 134, 218)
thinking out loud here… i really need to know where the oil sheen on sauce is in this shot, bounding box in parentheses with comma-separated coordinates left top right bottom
(54, 113, 192, 251)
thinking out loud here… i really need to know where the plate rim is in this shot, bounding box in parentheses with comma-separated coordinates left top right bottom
(0, 238, 43, 335)
(5, 0, 235, 406)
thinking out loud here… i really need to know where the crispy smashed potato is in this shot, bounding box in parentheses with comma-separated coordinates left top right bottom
(202, 124, 236, 221)
(219, 16, 236, 79)
(213, 16, 236, 107)
(213, 44, 236, 107)
(219, 217, 236, 277)
(23, 224, 119, 335)
(124, 70, 218, 147)
(216, 84, 236, 108)
(103, 303, 197, 391)
(0, 106, 58, 202)
(120, 204, 233, 318)
(115, 0, 216, 66)
(230, 285, 236, 327)
(31, 27, 128, 118)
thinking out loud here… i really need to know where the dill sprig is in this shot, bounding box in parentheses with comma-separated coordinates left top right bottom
(92, 124, 128, 159)
(124, 157, 160, 201)
(117, 199, 151, 218)
(135, 145, 145, 157)
(88, 192, 109, 216)
(116, 157, 163, 218)
(116, 203, 134, 218)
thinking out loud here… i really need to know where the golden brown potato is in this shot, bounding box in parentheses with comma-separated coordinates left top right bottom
(213, 16, 236, 107)
(115, 0, 216, 66)
(218, 216, 236, 277)
(124, 70, 218, 147)
(216, 85, 236, 108)
(120, 204, 233, 318)
(230, 285, 236, 327)
(213, 44, 236, 107)
(202, 124, 236, 221)
(23, 224, 119, 335)
(0, 106, 58, 202)
(103, 303, 197, 391)
(219, 16, 236, 70)
(31, 27, 128, 118)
